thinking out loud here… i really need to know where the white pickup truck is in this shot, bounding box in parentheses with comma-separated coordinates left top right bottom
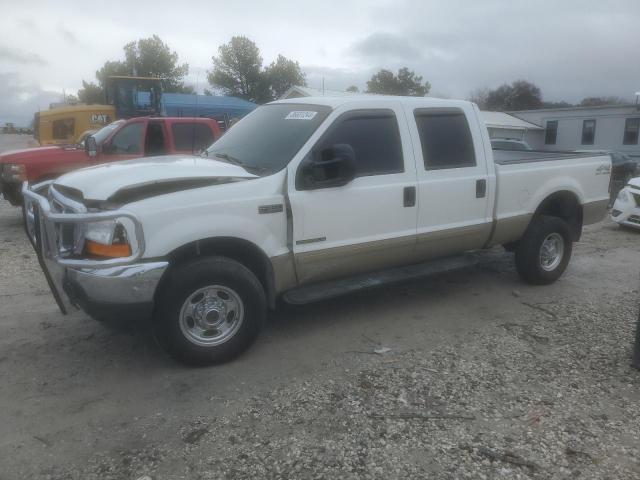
(22, 96, 611, 364)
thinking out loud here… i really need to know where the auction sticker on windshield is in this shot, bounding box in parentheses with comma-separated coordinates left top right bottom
(285, 111, 318, 120)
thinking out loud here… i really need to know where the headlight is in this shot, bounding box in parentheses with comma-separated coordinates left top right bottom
(84, 220, 117, 244)
(83, 220, 132, 258)
(616, 189, 630, 203)
(1, 163, 26, 182)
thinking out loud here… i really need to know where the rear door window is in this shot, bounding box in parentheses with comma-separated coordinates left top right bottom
(414, 110, 476, 170)
(172, 123, 215, 152)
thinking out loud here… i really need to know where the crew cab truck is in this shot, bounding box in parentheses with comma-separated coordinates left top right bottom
(22, 96, 611, 365)
(1, 116, 221, 206)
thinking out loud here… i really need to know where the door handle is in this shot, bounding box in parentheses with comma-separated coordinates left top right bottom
(403, 186, 416, 207)
(476, 179, 487, 198)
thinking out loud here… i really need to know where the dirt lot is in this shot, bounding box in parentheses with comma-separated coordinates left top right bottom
(1, 134, 639, 479)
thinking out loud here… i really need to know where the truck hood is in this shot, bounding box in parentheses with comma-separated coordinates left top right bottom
(0, 145, 83, 164)
(53, 155, 258, 205)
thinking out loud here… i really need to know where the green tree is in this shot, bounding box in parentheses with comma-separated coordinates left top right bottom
(346, 85, 359, 93)
(366, 67, 430, 96)
(485, 80, 542, 111)
(208, 36, 268, 102)
(95, 60, 130, 90)
(468, 87, 489, 109)
(579, 96, 626, 107)
(122, 35, 193, 93)
(77, 80, 105, 104)
(78, 35, 193, 104)
(208, 37, 307, 103)
(264, 54, 306, 99)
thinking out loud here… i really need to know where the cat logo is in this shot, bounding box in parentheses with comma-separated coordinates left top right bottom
(90, 113, 111, 124)
(595, 164, 611, 175)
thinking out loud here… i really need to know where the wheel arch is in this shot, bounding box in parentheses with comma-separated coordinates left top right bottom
(532, 190, 583, 241)
(155, 236, 277, 310)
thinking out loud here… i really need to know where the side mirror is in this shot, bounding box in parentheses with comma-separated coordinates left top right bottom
(298, 144, 357, 190)
(85, 135, 98, 158)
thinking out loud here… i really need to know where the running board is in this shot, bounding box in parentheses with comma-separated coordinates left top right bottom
(283, 254, 482, 305)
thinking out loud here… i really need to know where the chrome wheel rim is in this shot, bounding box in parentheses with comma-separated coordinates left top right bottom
(179, 285, 244, 346)
(539, 233, 564, 272)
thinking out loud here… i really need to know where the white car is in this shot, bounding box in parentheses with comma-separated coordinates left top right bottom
(611, 177, 640, 228)
(22, 96, 611, 365)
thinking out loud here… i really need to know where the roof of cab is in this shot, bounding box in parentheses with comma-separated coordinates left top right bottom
(37, 104, 115, 117)
(272, 95, 474, 110)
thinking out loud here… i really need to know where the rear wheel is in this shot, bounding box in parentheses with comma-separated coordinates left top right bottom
(515, 215, 572, 285)
(155, 256, 266, 365)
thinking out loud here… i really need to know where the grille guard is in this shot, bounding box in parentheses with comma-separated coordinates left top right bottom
(21, 181, 146, 268)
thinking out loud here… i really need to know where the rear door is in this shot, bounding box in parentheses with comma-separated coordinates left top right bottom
(287, 102, 418, 285)
(406, 105, 493, 260)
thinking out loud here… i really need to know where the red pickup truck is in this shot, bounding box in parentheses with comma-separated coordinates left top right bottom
(0, 116, 222, 205)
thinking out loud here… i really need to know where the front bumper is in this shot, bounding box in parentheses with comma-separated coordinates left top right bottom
(610, 186, 640, 229)
(21, 182, 168, 317)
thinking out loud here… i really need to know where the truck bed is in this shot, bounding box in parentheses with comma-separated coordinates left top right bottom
(487, 151, 611, 247)
(492, 149, 591, 165)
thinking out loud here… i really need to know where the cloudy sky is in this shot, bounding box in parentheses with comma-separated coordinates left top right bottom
(1, 0, 639, 125)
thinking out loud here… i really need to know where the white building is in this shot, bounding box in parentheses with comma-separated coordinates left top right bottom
(479, 111, 543, 141)
(512, 104, 640, 157)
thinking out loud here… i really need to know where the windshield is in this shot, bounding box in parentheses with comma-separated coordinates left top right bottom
(205, 103, 331, 175)
(92, 120, 125, 146)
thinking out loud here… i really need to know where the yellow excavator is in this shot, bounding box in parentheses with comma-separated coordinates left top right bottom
(33, 76, 162, 145)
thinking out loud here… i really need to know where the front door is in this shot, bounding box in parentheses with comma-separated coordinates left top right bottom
(287, 103, 418, 285)
(99, 121, 147, 163)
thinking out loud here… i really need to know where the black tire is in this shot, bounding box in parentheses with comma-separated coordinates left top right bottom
(515, 215, 573, 285)
(2, 185, 23, 206)
(154, 256, 266, 365)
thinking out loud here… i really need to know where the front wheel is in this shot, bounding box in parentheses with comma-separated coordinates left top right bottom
(154, 256, 266, 365)
(515, 215, 573, 285)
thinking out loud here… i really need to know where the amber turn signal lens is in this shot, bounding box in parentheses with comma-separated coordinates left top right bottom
(85, 240, 131, 258)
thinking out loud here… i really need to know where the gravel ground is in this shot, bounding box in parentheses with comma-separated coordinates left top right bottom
(1, 134, 639, 479)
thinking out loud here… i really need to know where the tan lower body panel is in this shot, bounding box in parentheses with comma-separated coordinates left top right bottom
(582, 199, 609, 225)
(486, 213, 532, 247)
(291, 223, 493, 287)
(294, 235, 417, 285)
(270, 253, 298, 294)
(414, 223, 493, 262)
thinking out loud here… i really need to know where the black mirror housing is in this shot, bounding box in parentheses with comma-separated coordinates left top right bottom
(297, 143, 357, 190)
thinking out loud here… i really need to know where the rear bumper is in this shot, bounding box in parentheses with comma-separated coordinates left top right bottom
(21, 182, 168, 318)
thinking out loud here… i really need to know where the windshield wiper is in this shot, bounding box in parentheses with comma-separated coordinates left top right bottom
(212, 152, 269, 176)
(214, 152, 244, 166)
